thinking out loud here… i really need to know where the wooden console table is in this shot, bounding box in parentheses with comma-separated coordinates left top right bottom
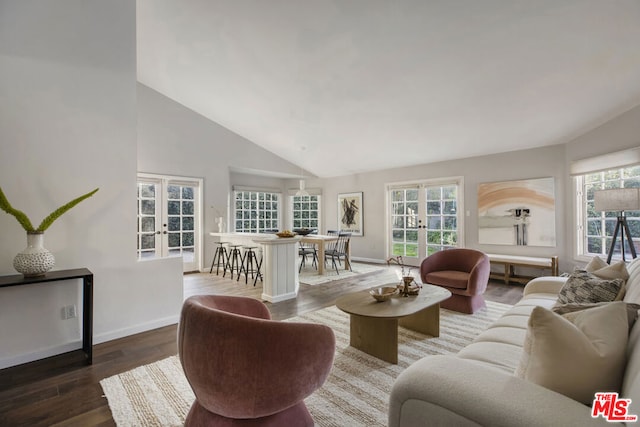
(0, 268, 93, 365)
(487, 254, 558, 285)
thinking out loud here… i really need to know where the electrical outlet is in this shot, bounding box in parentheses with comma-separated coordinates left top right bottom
(61, 305, 77, 320)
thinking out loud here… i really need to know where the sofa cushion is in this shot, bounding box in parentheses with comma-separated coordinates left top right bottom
(457, 341, 523, 374)
(515, 302, 629, 405)
(424, 270, 469, 289)
(556, 269, 623, 305)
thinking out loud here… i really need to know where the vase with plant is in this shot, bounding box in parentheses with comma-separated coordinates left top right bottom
(0, 187, 99, 277)
(386, 255, 421, 297)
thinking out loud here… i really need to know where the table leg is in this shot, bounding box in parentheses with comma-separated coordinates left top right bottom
(317, 241, 325, 275)
(398, 304, 440, 337)
(349, 314, 399, 364)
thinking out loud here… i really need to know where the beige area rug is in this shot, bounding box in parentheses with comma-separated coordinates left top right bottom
(100, 301, 512, 427)
(298, 261, 385, 286)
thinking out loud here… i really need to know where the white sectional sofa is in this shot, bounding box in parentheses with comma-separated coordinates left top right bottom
(389, 257, 640, 427)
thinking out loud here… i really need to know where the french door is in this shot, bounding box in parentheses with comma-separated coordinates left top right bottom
(137, 174, 203, 272)
(388, 178, 464, 267)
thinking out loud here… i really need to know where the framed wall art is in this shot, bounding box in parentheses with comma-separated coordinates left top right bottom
(477, 177, 556, 247)
(338, 192, 363, 236)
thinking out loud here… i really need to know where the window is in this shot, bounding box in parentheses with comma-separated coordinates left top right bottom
(576, 166, 640, 259)
(388, 177, 463, 264)
(234, 190, 280, 232)
(137, 173, 202, 272)
(291, 195, 320, 230)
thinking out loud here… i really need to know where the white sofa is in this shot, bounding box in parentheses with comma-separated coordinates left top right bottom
(389, 257, 640, 427)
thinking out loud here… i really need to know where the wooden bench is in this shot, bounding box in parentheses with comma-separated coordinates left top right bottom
(487, 254, 559, 285)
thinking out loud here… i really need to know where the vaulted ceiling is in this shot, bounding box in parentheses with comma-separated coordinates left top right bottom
(137, 0, 640, 178)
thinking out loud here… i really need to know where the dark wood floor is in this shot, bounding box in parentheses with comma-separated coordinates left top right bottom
(0, 265, 523, 426)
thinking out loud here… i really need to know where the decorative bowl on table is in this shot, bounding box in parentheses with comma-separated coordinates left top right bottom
(369, 286, 398, 302)
(293, 228, 316, 236)
(275, 230, 296, 238)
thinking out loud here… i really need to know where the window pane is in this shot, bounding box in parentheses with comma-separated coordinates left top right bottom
(183, 216, 194, 231)
(182, 232, 194, 246)
(168, 217, 180, 231)
(141, 200, 155, 215)
(167, 185, 180, 199)
(168, 233, 180, 247)
(141, 234, 155, 250)
(182, 187, 194, 199)
(141, 217, 155, 232)
(182, 201, 194, 215)
(140, 184, 155, 198)
(168, 201, 180, 215)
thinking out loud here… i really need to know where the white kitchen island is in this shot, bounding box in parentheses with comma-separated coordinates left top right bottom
(209, 232, 301, 303)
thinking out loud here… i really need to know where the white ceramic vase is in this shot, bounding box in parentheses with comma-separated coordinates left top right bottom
(216, 217, 225, 233)
(13, 232, 55, 277)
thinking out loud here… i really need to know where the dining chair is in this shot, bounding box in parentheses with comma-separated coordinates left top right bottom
(299, 241, 318, 272)
(324, 232, 352, 274)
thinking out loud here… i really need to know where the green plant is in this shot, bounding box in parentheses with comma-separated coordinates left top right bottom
(0, 187, 99, 232)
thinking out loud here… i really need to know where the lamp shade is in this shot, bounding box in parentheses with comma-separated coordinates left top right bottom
(295, 179, 309, 197)
(594, 188, 640, 212)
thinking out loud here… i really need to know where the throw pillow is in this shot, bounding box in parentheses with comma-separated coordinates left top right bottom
(515, 302, 629, 404)
(556, 269, 623, 305)
(552, 302, 640, 331)
(585, 256, 630, 281)
(584, 257, 630, 300)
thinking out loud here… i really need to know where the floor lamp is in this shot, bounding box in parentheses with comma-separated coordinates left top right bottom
(594, 188, 640, 263)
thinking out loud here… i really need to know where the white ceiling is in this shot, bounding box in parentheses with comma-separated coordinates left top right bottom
(137, 0, 640, 178)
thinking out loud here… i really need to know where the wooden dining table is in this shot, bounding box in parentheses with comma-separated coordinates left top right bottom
(300, 234, 351, 275)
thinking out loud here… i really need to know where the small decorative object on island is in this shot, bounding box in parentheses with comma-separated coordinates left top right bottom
(387, 255, 421, 297)
(276, 229, 296, 238)
(0, 187, 99, 277)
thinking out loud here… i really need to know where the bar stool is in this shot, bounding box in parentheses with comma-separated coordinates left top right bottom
(209, 241, 229, 275)
(238, 246, 260, 285)
(224, 245, 243, 280)
(253, 249, 263, 287)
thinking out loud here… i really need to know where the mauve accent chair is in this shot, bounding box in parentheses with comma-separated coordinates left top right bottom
(178, 295, 335, 427)
(420, 248, 491, 314)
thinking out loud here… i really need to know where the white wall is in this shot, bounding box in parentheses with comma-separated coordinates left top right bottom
(0, 1, 182, 369)
(137, 84, 302, 267)
(308, 144, 566, 263)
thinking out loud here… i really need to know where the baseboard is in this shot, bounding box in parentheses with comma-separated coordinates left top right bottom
(0, 341, 82, 370)
(351, 257, 386, 264)
(94, 314, 180, 345)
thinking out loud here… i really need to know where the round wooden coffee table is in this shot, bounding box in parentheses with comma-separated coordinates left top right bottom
(336, 284, 451, 364)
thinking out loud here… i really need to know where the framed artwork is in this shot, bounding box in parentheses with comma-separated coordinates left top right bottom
(477, 177, 556, 247)
(338, 192, 363, 236)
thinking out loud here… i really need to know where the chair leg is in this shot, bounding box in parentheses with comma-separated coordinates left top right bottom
(209, 247, 219, 274)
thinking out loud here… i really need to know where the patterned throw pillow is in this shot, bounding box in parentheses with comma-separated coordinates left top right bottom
(557, 270, 624, 305)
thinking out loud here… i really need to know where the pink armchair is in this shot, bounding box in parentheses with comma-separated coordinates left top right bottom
(420, 248, 490, 314)
(178, 295, 335, 426)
